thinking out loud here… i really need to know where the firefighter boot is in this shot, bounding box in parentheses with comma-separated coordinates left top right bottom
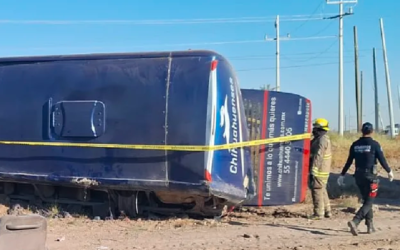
(308, 214, 322, 220)
(324, 211, 332, 218)
(347, 220, 360, 236)
(366, 221, 376, 234)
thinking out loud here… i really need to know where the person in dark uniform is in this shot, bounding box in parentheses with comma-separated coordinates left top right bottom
(337, 122, 394, 236)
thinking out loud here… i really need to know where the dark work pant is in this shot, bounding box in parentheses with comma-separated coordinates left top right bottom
(353, 175, 378, 226)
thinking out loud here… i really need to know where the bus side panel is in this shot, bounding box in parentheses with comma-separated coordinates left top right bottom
(0, 58, 170, 186)
(209, 60, 252, 201)
(240, 90, 265, 204)
(242, 89, 311, 206)
(236, 78, 255, 199)
(166, 56, 210, 184)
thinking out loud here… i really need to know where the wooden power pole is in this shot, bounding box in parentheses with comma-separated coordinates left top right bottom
(353, 26, 362, 131)
(361, 70, 363, 122)
(373, 48, 379, 131)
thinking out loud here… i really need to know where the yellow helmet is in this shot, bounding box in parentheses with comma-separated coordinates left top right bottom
(313, 118, 330, 131)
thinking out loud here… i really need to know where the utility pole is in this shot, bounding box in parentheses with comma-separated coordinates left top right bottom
(265, 15, 291, 92)
(326, 0, 357, 136)
(348, 109, 352, 132)
(397, 85, 400, 109)
(275, 15, 280, 92)
(380, 18, 395, 138)
(373, 48, 379, 131)
(353, 26, 361, 131)
(338, 2, 344, 135)
(378, 103, 385, 132)
(360, 70, 363, 123)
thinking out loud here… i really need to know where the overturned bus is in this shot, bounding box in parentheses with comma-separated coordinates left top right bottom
(241, 89, 312, 206)
(0, 50, 254, 218)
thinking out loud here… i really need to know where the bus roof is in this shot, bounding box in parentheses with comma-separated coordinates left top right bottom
(0, 50, 227, 64)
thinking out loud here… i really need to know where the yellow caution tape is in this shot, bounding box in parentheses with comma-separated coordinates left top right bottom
(0, 133, 311, 152)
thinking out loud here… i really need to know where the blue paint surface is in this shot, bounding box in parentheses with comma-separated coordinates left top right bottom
(210, 60, 253, 200)
(0, 50, 253, 204)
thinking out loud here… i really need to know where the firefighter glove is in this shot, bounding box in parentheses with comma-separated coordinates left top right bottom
(337, 175, 345, 186)
(388, 170, 394, 182)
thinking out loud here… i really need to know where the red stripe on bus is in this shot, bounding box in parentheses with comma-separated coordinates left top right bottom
(258, 90, 269, 206)
(300, 98, 312, 202)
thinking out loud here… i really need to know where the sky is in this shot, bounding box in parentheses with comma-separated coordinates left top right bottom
(0, 0, 398, 131)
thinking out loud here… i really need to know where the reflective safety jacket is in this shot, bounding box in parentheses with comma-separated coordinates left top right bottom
(310, 133, 332, 183)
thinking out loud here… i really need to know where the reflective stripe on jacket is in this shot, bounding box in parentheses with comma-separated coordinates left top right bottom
(310, 134, 332, 183)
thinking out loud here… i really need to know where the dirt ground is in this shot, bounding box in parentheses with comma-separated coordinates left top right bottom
(2, 172, 400, 250)
(40, 201, 399, 250)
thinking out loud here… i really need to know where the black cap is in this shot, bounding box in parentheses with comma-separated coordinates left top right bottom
(361, 122, 374, 135)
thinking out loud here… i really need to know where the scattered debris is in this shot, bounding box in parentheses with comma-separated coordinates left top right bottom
(62, 211, 73, 218)
(241, 233, 259, 239)
(118, 211, 128, 220)
(242, 234, 251, 238)
(56, 236, 65, 242)
(70, 178, 99, 187)
(7, 203, 25, 216)
(342, 207, 357, 214)
(272, 208, 304, 218)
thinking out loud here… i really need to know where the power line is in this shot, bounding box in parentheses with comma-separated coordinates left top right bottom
(236, 60, 354, 72)
(276, 35, 337, 41)
(0, 15, 339, 25)
(228, 48, 379, 59)
(289, 0, 325, 35)
(0, 36, 338, 53)
(0, 14, 392, 26)
(230, 53, 364, 61)
(280, 40, 338, 63)
(283, 18, 337, 63)
(296, 47, 380, 54)
(309, 20, 336, 36)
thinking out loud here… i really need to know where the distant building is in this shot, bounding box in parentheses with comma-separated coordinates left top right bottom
(384, 124, 400, 136)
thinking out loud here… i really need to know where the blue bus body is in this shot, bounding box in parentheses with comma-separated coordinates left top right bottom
(241, 89, 312, 206)
(0, 50, 254, 216)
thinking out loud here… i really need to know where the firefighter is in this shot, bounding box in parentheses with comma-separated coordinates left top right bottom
(309, 118, 332, 220)
(337, 122, 394, 236)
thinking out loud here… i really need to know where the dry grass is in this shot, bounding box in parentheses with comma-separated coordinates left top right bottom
(334, 196, 360, 209)
(323, 132, 400, 202)
(329, 132, 400, 171)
